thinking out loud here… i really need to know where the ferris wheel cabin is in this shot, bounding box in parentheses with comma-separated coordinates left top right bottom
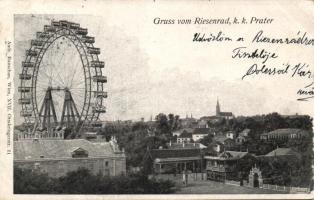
(31, 40, 44, 47)
(87, 47, 100, 54)
(92, 106, 106, 113)
(20, 110, 32, 117)
(22, 62, 35, 68)
(91, 61, 104, 68)
(76, 28, 88, 35)
(26, 50, 38, 57)
(94, 91, 108, 98)
(82, 36, 95, 44)
(19, 74, 32, 80)
(18, 98, 31, 105)
(18, 87, 31, 93)
(44, 25, 56, 32)
(51, 21, 61, 27)
(36, 32, 50, 39)
(93, 75, 107, 83)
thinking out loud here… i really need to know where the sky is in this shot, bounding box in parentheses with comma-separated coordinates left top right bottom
(13, 2, 314, 125)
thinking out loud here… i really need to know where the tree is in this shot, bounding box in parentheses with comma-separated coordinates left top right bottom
(155, 113, 170, 136)
(14, 167, 58, 194)
(14, 167, 175, 194)
(199, 134, 213, 146)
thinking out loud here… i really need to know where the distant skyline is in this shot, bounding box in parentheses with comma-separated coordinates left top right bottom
(14, 11, 314, 125)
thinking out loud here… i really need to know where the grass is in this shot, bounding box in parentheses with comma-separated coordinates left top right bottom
(175, 180, 287, 194)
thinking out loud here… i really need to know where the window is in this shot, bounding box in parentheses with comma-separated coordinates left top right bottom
(72, 148, 88, 158)
(34, 162, 40, 170)
(105, 161, 109, 167)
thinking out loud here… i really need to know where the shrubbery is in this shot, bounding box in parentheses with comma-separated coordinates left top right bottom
(14, 167, 175, 194)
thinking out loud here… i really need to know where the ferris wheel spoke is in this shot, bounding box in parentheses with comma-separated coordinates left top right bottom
(72, 79, 86, 87)
(39, 62, 66, 87)
(72, 94, 85, 100)
(70, 88, 86, 91)
(51, 63, 66, 86)
(71, 93, 85, 99)
(36, 84, 50, 90)
(68, 60, 81, 88)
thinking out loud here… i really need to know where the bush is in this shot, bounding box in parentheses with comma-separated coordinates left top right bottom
(14, 167, 175, 194)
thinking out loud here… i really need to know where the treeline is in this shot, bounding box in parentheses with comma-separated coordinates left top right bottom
(14, 167, 175, 194)
(214, 112, 312, 137)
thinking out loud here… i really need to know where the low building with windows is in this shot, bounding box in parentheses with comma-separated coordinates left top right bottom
(14, 137, 126, 177)
(144, 148, 204, 174)
(177, 130, 193, 143)
(260, 128, 309, 141)
(192, 128, 213, 141)
(257, 147, 301, 160)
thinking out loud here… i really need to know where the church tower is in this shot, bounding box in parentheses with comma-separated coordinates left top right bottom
(216, 98, 221, 116)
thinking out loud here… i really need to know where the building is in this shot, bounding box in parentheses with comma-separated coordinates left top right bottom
(258, 147, 301, 160)
(197, 119, 209, 128)
(214, 135, 236, 150)
(236, 129, 250, 145)
(204, 151, 254, 182)
(167, 141, 207, 149)
(260, 128, 309, 141)
(226, 131, 235, 139)
(145, 148, 204, 174)
(235, 135, 246, 145)
(172, 128, 193, 137)
(177, 130, 193, 143)
(192, 128, 213, 141)
(239, 128, 250, 137)
(14, 137, 126, 177)
(216, 99, 234, 120)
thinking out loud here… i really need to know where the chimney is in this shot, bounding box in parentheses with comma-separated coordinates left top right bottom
(183, 142, 185, 148)
(169, 140, 172, 147)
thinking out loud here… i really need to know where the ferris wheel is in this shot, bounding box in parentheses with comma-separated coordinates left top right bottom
(19, 20, 107, 137)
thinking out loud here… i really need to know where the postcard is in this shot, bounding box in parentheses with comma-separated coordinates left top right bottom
(0, 0, 313, 199)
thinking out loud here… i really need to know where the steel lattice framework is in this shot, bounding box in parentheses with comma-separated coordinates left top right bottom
(19, 20, 107, 137)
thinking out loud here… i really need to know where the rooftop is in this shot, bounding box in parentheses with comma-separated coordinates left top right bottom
(219, 112, 233, 117)
(167, 142, 207, 149)
(14, 139, 119, 160)
(178, 130, 193, 138)
(149, 148, 202, 160)
(261, 128, 309, 137)
(205, 151, 250, 161)
(263, 148, 301, 158)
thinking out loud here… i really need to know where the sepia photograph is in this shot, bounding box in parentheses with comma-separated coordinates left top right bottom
(1, 1, 314, 199)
